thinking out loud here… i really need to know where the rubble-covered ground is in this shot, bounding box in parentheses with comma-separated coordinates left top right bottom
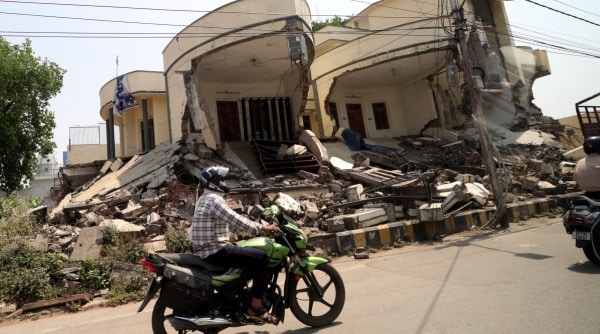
(37, 116, 583, 258)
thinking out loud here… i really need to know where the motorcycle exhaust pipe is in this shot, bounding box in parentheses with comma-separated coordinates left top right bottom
(167, 315, 235, 330)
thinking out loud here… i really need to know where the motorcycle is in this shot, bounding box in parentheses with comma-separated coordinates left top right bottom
(137, 205, 345, 334)
(563, 196, 600, 265)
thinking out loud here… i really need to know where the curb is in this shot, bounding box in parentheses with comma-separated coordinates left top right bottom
(324, 193, 581, 255)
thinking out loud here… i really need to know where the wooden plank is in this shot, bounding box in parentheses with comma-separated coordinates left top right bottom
(22, 293, 91, 311)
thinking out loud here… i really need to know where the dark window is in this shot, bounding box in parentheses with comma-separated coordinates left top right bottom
(372, 102, 390, 130)
(140, 119, 155, 152)
(328, 102, 340, 128)
(302, 115, 312, 131)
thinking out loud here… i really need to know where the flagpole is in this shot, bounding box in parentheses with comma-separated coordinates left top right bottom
(116, 55, 119, 78)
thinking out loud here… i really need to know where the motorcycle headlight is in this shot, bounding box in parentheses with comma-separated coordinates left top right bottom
(583, 212, 600, 225)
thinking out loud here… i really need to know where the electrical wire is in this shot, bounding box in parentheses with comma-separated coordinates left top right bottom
(548, 0, 600, 18)
(522, 0, 600, 27)
(2, 0, 596, 61)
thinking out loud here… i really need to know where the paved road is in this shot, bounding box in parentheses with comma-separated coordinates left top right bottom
(1, 218, 599, 334)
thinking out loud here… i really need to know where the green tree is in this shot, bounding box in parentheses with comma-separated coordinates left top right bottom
(0, 37, 65, 193)
(312, 16, 351, 32)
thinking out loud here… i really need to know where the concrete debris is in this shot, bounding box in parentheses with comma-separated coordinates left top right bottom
(26, 116, 583, 275)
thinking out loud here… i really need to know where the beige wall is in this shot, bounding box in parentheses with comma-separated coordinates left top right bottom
(67, 144, 120, 165)
(118, 95, 168, 156)
(348, 0, 443, 31)
(329, 80, 437, 138)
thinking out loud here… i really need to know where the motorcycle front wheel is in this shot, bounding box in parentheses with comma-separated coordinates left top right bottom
(289, 262, 345, 327)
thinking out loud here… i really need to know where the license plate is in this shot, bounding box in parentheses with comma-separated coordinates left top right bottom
(574, 231, 591, 241)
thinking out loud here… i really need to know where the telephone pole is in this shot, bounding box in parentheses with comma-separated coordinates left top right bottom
(449, 0, 507, 227)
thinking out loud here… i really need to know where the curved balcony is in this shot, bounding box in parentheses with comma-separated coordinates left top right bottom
(98, 71, 167, 157)
(163, 0, 314, 150)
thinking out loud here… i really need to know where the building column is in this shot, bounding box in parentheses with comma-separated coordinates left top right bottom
(142, 99, 150, 152)
(107, 108, 115, 159)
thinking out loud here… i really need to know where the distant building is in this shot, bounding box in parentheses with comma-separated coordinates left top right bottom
(18, 154, 61, 207)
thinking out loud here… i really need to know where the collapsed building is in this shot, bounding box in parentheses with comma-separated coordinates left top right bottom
(49, 0, 587, 259)
(45, 120, 580, 262)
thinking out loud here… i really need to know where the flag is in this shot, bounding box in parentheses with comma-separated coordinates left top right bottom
(112, 74, 137, 116)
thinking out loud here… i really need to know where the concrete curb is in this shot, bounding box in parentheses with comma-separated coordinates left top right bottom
(316, 193, 581, 255)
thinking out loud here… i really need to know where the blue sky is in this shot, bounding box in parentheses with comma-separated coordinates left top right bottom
(0, 0, 598, 164)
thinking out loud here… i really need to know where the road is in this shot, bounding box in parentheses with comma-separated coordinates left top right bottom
(1, 217, 599, 334)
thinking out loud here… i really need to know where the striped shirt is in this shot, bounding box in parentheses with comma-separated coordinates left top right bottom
(189, 190, 261, 258)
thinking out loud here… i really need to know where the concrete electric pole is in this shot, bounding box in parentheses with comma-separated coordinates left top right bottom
(449, 0, 507, 228)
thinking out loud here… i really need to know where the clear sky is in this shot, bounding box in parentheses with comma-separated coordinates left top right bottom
(0, 0, 598, 165)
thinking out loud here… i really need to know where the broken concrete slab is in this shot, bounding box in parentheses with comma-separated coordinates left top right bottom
(342, 208, 388, 229)
(69, 226, 103, 261)
(144, 235, 167, 254)
(299, 129, 329, 165)
(273, 192, 304, 217)
(119, 202, 146, 220)
(99, 219, 145, 234)
(109, 158, 124, 173)
(286, 144, 308, 156)
(465, 182, 491, 206)
(325, 217, 346, 233)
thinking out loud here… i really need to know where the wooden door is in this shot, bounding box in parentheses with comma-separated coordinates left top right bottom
(346, 103, 367, 138)
(217, 101, 241, 142)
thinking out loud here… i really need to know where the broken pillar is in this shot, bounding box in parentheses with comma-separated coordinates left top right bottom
(419, 203, 444, 222)
(342, 208, 388, 230)
(345, 184, 365, 202)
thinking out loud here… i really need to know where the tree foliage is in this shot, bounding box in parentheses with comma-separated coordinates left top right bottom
(0, 37, 65, 193)
(312, 16, 351, 32)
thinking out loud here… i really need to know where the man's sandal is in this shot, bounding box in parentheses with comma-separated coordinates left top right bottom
(246, 305, 279, 325)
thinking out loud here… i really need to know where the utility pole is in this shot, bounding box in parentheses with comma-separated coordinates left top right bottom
(449, 0, 507, 228)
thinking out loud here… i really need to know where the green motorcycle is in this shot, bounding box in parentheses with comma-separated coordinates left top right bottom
(137, 205, 345, 334)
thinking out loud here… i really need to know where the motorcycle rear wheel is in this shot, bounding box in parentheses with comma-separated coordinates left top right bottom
(289, 263, 345, 327)
(152, 300, 222, 334)
(583, 244, 600, 266)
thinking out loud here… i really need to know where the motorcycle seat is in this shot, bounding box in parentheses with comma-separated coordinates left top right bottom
(157, 253, 227, 272)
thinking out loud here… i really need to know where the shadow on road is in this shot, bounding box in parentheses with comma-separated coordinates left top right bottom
(567, 261, 600, 274)
(230, 321, 343, 334)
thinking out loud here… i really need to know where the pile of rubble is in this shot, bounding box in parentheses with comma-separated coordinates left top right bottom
(28, 120, 584, 266)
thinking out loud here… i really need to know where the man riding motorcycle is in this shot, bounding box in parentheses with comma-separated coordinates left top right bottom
(574, 136, 600, 199)
(189, 166, 282, 324)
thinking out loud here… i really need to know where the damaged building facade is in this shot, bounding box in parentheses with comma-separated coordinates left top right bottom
(82, 0, 551, 165)
(309, 0, 550, 141)
(94, 0, 313, 162)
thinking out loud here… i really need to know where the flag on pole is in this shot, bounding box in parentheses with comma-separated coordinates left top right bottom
(112, 74, 137, 116)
